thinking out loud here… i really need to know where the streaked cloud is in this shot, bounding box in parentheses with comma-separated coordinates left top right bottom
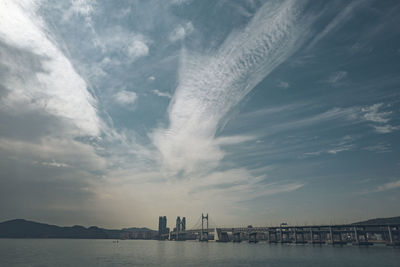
(307, 0, 365, 48)
(362, 103, 391, 123)
(374, 180, 400, 192)
(373, 125, 400, 134)
(153, 0, 317, 177)
(152, 89, 172, 99)
(361, 103, 399, 133)
(364, 143, 391, 153)
(328, 71, 347, 84)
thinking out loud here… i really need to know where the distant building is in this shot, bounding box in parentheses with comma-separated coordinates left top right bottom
(158, 216, 168, 237)
(181, 217, 186, 231)
(176, 216, 181, 232)
(174, 216, 186, 232)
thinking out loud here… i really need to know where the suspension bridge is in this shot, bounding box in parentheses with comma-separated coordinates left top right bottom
(162, 214, 400, 246)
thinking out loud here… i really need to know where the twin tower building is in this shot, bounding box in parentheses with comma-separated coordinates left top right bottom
(158, 216, 186, 237)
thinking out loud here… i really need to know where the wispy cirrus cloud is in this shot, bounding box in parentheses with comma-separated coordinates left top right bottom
(152, 89, 172, 99)
(376, 180, 400, 192)
(364, 142, 391, 153)
(361, 103, 399, 133)
(328, 71, 347, 84)
(362, 103, 391, 123)
(362, 179, 400, 194)
(152, 0, 318, 177)
(303, 135, 355, 157)
(307, 0, 366, 49)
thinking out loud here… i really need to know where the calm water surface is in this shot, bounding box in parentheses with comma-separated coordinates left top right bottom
(0, 239, 399, 266)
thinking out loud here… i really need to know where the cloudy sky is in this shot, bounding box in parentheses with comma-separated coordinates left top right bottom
(1, 0, 400, 229)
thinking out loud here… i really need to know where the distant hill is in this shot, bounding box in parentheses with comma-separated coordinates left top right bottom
(355, 216, 400, 225)
(0, 219, 155, 239)
(122, 227, 154, 232)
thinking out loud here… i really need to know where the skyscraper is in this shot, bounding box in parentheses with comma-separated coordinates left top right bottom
(181, 217, 186, 231)
(158, 216, 168, 237)
(176, 216, 181, 232)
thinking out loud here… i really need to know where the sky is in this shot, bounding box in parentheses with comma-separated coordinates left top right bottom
(0, 0, 400, 230)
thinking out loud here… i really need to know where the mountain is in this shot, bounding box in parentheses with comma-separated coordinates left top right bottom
(355, 216, 400, 225)
(122, 227, 154, 232)
(0, 219, 153, 239)
(0, 219, 110, 238)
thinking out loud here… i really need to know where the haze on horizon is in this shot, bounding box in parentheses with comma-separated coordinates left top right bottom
(0, 0, 399, 230)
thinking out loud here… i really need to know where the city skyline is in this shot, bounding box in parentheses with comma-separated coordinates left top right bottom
(1, 0, 400, 230)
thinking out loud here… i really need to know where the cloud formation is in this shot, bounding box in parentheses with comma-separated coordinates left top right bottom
(169, 22, 194, 42)
(114, 90, 138, 106)
(152, 89, 172, 99)
(375, 180, 400, 192)
(328, 71, 347, 84)
(0, 0, 101, 137)
(153, 0, 316, 177)
(361, 103, 399, 133)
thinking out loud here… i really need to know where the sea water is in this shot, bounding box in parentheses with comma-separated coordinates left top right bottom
(0, 239, 399, 266)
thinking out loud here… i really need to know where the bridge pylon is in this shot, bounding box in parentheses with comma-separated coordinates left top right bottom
(200, 213, 209, 242)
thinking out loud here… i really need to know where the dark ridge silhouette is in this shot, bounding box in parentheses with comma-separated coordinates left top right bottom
(0, 219, 155, 239)
(355, 216, 400, 225)
(122, 227, 154, 232)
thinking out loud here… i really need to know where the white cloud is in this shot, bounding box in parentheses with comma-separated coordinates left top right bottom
(169, 22, 194, 42)
(152, 0, 318, 177)
(328, 71, 347, 84)
(215, 135, 257, 146)
(113, 90, 137, 106)
(277, 81, 290, 88)
(99, 28, 151, 62)
(39, 161, 70, 168)
(361, 103, 399, 133)
(364, 143, 391, 153)
(127, 40, 149, 60)
(373, 124, 400, 134)
(0, 137, 106, 171)
(304, 135, 354, 157)
(170, 0, 193, 5)
(69, 0, 96, 16)
(152, 89, 172, 98)
(362, 103, 391, 123)
(375, 180, 400, 192)
(0, 0, 101, 136)
(148, 76, 156, 81)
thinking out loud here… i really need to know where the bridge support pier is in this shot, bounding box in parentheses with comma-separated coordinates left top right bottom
(387, 225, 400, 246)
(249, 232, 258, 243)
(328, 226, 346, 245)
(279, 229, 291, 243)
(233, 232, 241, 243)
(353, 226, 372, 246)
(268, 230, 277, 243)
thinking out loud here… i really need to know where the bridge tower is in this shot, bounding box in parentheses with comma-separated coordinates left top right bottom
(200, 213, 209, 241)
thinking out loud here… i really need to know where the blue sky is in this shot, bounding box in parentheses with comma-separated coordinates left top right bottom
(0, 0, 399, 229)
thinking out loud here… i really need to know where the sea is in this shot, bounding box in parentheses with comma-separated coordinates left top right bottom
(0, 239, 399, 266)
